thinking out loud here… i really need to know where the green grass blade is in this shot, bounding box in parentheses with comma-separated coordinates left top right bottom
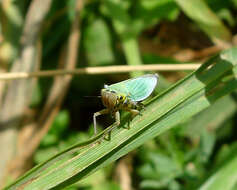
(174, 0, 232, 44)
(103, 0, 144, 77)
(182, 95, 236, 139)
(4, 47, 237, 190)
(199, 147, 237, 190)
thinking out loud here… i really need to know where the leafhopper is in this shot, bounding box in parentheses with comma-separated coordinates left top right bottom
(93, 74, 158, 138)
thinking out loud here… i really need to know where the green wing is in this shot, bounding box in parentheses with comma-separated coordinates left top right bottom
(106, 74, 158, 102)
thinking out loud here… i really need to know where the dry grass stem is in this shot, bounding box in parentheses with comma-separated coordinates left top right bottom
(6, 0, 83, 179)
(0, 63, 201, 80)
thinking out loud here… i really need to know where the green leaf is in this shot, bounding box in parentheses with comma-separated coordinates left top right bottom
(84, 19, 115, 66)
(4, 47, 237, 190)
(133, 0, 180, 29)
(30, 82, 43, 107)
(50, 110, 70, 135)
(198, 130, 216, 163)
(0, 0, 23, 63)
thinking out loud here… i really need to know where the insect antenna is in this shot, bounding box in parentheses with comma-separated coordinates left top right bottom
(84, 95, 101, 98)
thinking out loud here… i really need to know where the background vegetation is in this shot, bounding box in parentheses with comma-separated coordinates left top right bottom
(0, 0, 237, 189)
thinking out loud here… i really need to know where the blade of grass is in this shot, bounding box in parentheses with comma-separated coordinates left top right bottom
(4, 47, 237, 190)
(198, 147, 237, 190)
(103, 0, 144, 77)
(181, 95, 236, 139)
(174, 0, 232, 46)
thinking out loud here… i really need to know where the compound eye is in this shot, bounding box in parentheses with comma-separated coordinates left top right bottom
(119, 96, 123, 100)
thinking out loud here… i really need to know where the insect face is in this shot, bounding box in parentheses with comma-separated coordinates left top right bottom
(101, 89, 118, 110)
(101, 89, 128, 111)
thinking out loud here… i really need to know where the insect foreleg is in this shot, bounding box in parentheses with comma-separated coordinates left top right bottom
(93, 109, 109, 135)
(103, 111, 120, 140)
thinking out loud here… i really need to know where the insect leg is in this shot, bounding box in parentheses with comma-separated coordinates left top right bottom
(93, 109, 109, 135)
(128, 109, 140, 117)
(124, 108, 140, 129)
(103, 111, 120, 140)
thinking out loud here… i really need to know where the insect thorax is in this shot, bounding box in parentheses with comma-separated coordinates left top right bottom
(101, 88, 143, 113)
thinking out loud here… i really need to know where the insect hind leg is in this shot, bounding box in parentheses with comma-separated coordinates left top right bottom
(122, 108, 140, 130)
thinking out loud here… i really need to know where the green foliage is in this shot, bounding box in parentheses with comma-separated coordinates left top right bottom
(34, 110, 71, 163)
(2, 0, 237, 189)
(4, 48, 237, 190)
(133, 0, 180, 30)
(30, 82, 43, 107)
(174, 0, 232, 42)
(84, 19, 115, 65)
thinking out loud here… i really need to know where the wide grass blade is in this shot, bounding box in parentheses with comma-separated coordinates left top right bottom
(4, 47, 237, 190)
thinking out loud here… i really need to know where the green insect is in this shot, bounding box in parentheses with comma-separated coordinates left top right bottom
(93, 74, 158, 138)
